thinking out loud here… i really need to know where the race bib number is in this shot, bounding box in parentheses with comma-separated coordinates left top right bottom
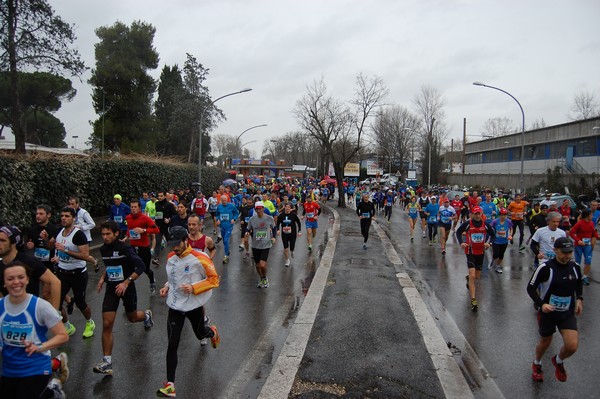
(544, 251, 556, 259)
(220, 214, 230, 221)
(362, 212, 371, 218)
(155, 212, 163, 220)
(497, 230, 507, 238)
(114, 216, 123, 223)
(583, 238, 591, 245)
(57, 251, 71, 261)
(549, 294, 571, 312)
(255, 229, 268, 240)
(106, 265, 125, 282)
(306, 212, 314, 219)
(441, 216, 451, 224)
(427, 215, 437, 223)
(283, 226, 292, 234)
(34, 247, 50, 261)
(409, 208, 418, 215)
(514, 212, 523, 219)
(471, 233, 484, 243)
(129, 230, 141, 240)
(2, 322, 32, 347)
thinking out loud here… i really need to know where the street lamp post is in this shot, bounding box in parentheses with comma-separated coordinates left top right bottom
(72, 135, 79, 149)
(403, 127, 432, 188)
(197, 88, 252, 185)
(236, 124, 267, 160)
(473, 81, 525, 192)
(379, 146, 393, 175)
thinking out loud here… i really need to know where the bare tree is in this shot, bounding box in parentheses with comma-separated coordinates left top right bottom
(294, 74, 387, 207)
(481, 117, 516, 137)
(569, 91, 600, 120)
(371, 105, 421, 177)
(212, 133, 235, 167)
(529, 118, 547, 130)
(412, 85, 448, 186)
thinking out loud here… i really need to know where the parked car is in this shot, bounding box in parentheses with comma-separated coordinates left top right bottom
(530, 194, 576, 209)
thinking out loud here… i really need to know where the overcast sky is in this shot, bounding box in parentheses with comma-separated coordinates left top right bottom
(20, 0, 600, 155)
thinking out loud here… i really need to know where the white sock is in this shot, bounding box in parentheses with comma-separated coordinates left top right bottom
(555, 354, 563, 364)
(533, 359, 541, 365)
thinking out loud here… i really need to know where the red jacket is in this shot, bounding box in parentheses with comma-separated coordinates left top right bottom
(125, 213, 160, 247)
(569, 219, 598, 245)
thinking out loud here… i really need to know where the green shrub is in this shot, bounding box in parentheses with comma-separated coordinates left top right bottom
(0, 155, 227, 229)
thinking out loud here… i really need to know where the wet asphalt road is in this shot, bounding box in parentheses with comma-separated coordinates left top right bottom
(59, 212, 330, 399)
(377, 206, 600, 399)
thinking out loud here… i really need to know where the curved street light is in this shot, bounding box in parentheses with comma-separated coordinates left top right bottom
(473, 81, 525, 192)
(236, 124, 267, 159)
(198, 88, 252, 184)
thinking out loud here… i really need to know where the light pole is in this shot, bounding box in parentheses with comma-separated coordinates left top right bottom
(379, 146, 393, 175)
(72, 135, 79, 149)
(403, 127, 432, 188)
(198, 88, 252, 185)
(236, 124, 267, 160)
(473, 81, 525, 192)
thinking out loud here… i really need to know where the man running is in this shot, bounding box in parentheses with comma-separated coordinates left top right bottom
(569, 209, 598, 285)
(246, 202, 277, 287)
(215, 195, 239, 264)
(93, 221, 154, 375)
(418, 192, 430, 238)
(528, 237, 583, 383)
(508, 193, 529, 251)
(490, 208, 513, 273)
(531, 212, 566, 270)
(157, 226, 220, 398)
(424, 197, 440, 246)
(125, 200, 160, 293)
(187, 215, 216, 259)
(356, 193, 375, 250)
(456, 206, 495, 311)
(276, 203, 302, 266)
(438, 198, 456, 254)
(383, 190, 395, 224)
(302, 195, 321, 252)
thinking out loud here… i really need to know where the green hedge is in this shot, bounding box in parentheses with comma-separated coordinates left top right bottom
(0, 155, 227, 229)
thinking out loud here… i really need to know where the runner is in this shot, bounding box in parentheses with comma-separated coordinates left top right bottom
(424, 197, 440, 246)
(383, 190, 395, 224)
(507, 193, 529, 251)
(438, 198, 456, 254)
(215, 195, 239, 264)
(569, 209, 598, 285)
(276, 203, 302, 266)
(527, 237, 583, 383)
(93, 221, 154, 375)
(187, 215, 216, 259)
(418, 192, 430, 238)
(356, 193, 375, 250)
(125, 200, 160, 294)
(153, 191, 177, 265)
(456, 206, 495, 311)
(157, 226, 220, 398)
(489, 209, 514, 273)
(302, 195, 321, 252)
(406, 196, 420, 242)
(109, 194, 131, 238)
(0, 261, 69, 399)
(190, 191, 208, 221)
(52, 207, 96, 338)
(450, 194, 463, 232)
(246, 201, 277, 287)
(531, 212, 566, 270)
(239, 196, 254, 257)
(208, 191, 220, 238)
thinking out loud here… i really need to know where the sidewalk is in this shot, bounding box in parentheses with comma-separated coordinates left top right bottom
(261, 204, 472, 398)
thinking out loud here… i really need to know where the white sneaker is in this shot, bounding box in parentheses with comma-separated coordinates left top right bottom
(284, 259, 290, 267)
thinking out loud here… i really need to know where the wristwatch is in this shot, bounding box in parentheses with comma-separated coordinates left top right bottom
(127, 277, 134, 282)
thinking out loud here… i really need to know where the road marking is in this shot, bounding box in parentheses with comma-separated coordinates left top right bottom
(258, 206, 340, 399)
(372, 221, 474, 399)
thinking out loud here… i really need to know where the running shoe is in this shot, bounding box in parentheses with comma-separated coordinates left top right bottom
(144, 310, 154, 330)
(262, 277, 270, 288)
(65, 322, 76, 337)
(157, 382, 176, 397)
(200, 338, 209, 346)
(488, 260, 494, 270)
(552, 355, 567, 382)
(216, 237, 222, 244)
(465, 275, 469, 290)
(92, 359, 113, 375)
(433, 238, 437, 243)
(285, 259, 290, 267)
(495, 266, 503, 274)
(532, 362, 544, 382)
(213, 229, 217, 235)
(471, 298, 478, 311)
(150, 283, 156, 294)
(152, 258, 159, 266)
(243, 252, 249, 259)
(257, 279, 264, 288)
(223, 255, 229, 264)
(308, 244, 312, 252)
(582, 276, 590, 286)
(441, 249, 446, 255)
(429, 241, 432, 246)
(66, 299, 74, 315)
(210, 325, 221, 348)
(410, 237, 414, 242)
(519, 246, 526, 252)
(363, 244, 367, 250)
(239, 245, 244, 251)
(422, 232, 426, 238)
(55, 352, 69, 384)
(387, 220, 391, 224)
(83, 319, 95, 338)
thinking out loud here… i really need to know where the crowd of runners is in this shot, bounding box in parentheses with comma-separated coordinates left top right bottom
(0, 179, 331, 398)
(0, 177, 594, 395)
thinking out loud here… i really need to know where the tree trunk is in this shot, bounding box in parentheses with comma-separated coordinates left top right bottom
(333, 162, 346, 208)
(8, 0, 25, 153)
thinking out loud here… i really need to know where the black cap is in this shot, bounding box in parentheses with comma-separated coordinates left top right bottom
(166, 226, 188, 247)
(0, 225, 23, 247)
(540, 204, 549, 210)
(553, 237, 573, 252)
